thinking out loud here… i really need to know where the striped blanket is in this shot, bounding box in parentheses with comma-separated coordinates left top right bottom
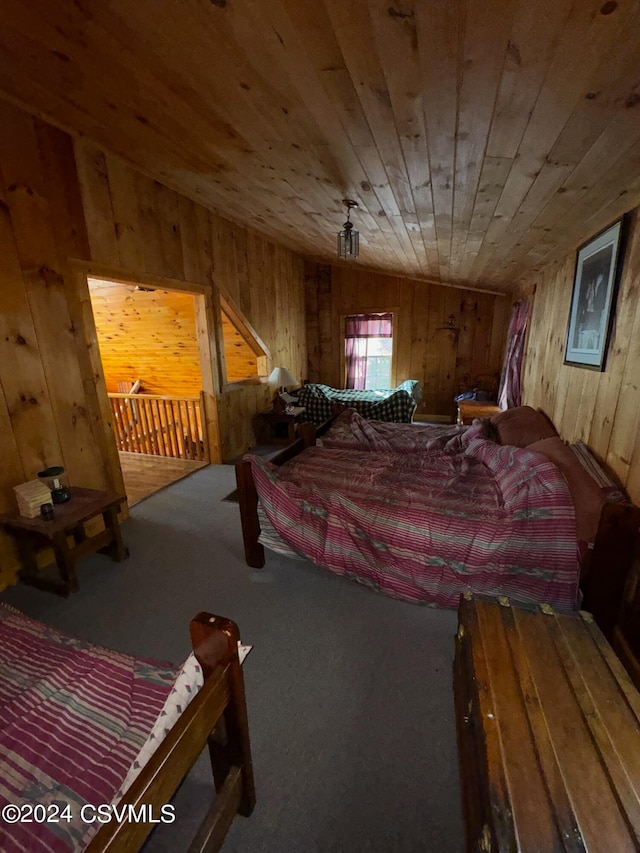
(0, 604, 179, 852)
(321, 408, 472, 453)
(248, 439, 579, 609)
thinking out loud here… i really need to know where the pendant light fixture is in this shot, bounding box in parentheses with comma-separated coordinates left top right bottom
(337, 199, 359, 260)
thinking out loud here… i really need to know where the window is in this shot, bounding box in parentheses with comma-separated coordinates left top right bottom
(220, 296, 268, 384)
(221, 309, 259, 381)
(344, 313, 393, 390)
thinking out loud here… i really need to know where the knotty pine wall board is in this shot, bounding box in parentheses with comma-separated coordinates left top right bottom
(0, 97, 307, 588)
(0, 106, 114, 494)
(521, 206, 640, 504)
(74, 138, 307, 463)
(0, 101, 125, 588)
(2, 0, 640, 290)
(89, 277, 259, 392)
(306, 263, 508, 418)
(221, 313, 259, 382)
(88, 281, 203, 396)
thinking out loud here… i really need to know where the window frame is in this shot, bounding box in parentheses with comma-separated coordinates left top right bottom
(340, 309, 399, 390)
(217, 294, 270, 390)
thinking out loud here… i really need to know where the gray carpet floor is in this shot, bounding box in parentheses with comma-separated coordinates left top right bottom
(1, 464, 464, 853)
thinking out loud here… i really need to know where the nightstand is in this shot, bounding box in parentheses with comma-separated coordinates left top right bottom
(456, 400, 502, 425)
(254, 407, 307, 443)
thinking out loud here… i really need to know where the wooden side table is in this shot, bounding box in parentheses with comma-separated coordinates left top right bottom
(456, 400, 502, 425)
(0, 487, 129, 596)
(254, 406, 307, 443)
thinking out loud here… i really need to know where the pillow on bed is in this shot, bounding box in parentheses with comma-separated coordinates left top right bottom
(527, 436, 606, 544)
(481, 418, 500, 443)
(489, 406, 558, 447)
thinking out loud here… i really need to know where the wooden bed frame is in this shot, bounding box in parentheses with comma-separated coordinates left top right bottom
(609, 530, 640, 691)
(236, 420, 327, 569)
(86, 612, 255, 853)
(235, 421, 640, 638)
(580, 500, 640, 639)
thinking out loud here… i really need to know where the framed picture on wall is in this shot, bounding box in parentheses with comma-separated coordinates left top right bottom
(564, 218, 625, 371)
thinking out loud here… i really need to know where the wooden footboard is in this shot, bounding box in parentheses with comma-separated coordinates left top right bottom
(88, 613, 255, 853)
(236, 420, 329, 568)
(609, 532, 640, 692)
(581, 500, 640, 639)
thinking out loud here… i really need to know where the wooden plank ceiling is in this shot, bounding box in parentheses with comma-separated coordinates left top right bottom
(0, 0, 639, 293)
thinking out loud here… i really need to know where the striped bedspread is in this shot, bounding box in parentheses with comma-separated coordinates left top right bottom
(249, 438, 579, 609)
(0, 604, 179, 852)
(321, 408, 472, 453)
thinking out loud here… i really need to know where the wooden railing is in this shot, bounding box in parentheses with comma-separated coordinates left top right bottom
(108, 392, 208, 462)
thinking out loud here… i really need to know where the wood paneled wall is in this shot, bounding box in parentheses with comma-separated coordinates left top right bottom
(76, 138, 307, 461)
(0, 102, 124, 587)
(0, 97, 306, 589)
(521, 207, 640, 504)
(89, 280, 202, 396)
(305, 264, 508, 417)
(221, 312, 258, 382)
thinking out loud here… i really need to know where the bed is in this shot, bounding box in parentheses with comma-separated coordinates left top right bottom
(320, 407, 626, 547)
(0, 604, 255, 852)
(319, 408, 469, 453)
(236, 406, 640, 611)
(244, 435, 580, 609)
(297, 380, 421, 425)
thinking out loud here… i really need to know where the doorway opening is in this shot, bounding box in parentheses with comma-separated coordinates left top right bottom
(88, 277, 213, 505)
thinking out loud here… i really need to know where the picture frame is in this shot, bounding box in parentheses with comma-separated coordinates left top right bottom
(564, 218, 625, 371)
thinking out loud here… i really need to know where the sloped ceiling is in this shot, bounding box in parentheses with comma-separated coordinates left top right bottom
(1, 0, 639, 293)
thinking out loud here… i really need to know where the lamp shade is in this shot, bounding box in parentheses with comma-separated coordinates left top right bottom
(268, 367, 298, 388)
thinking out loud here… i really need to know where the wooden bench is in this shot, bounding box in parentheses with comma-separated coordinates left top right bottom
(454, 593, 640, 851)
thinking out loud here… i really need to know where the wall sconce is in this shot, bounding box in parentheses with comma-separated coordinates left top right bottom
(337, 199, 359, 260)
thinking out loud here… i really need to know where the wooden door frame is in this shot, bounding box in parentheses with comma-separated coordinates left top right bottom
(70, 259, 223, 466)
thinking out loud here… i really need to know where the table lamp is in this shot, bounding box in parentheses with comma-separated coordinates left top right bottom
(268, 367, 298, 411)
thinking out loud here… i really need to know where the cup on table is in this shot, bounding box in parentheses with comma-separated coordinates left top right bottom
(40, 503, 54, 521)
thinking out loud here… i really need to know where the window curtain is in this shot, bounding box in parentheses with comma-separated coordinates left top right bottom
(497, 297, 531, 409)
(345, 313, 393, 390)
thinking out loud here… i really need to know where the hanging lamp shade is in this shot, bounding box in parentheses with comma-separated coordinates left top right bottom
(337, 199, 359, 259)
